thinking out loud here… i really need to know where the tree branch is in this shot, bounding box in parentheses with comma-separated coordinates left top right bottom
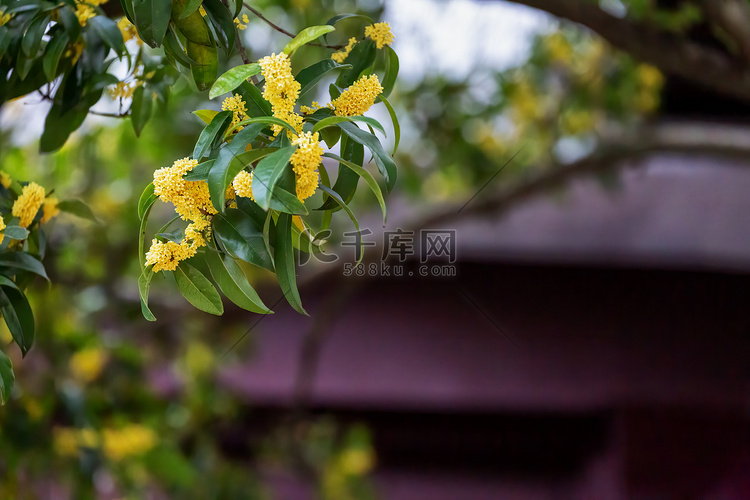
(243, 3, 343, 49)
(496, 0, 750, 103)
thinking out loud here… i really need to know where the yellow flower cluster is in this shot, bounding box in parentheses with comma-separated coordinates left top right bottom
(110, 80, 142, 100)
(364, 22, 394, 49)
(635, 64, 664, 113)
(222, 93, 247, 128)
(0, 9, 11, 27)
(102, 425, 158, 462)
(300, 101, 324, 115)
(53, 425, 157, 462)
(258, 52, 303, 136)
(234, 13, 249, 30)
(290, 132, 323, 201)
(331, 74, 383, 117)
(232, 170, 255, 200)
(41, 197, 60, 224)
(12, 182, 45, 228)
(153, 158, 216, 222)
(69, 346, 107, 383)
(0, 171, 11, 188)
(148, 158, 215, 272)
(331, 37, 358, 63)
(0, 215, 5, 246)
(117, 17, 141, 44)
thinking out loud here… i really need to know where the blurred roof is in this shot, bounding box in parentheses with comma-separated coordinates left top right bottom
(409, 151, 750, 273)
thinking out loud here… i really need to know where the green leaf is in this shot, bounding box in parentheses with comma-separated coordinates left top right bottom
(227, 116, 298, 138)
(187, 38, 219, 91)
(0, 349, 14, 405)
(251, 146, 296, 211)
(131, 85, 153, 137)
(138, 191, 157, 271)
(43, 32, 69, 81)
(58, 199, 99, 223)
(297, 59, 351, 98)
(324, 153, 386, 224)
(193, 109, 219, 125)
(208, 123, 266, 212)
(138, 270, 156, 321)
(0, 283, 35, 356)
(183, 160, 214, 181)
(0, 253, 49, 281)
(205, 247, 271, 314)
(87, 15, 125, 55)
(134, 0, 172, 48)
(213, 210, 273, 270)
(209, 63, 261, 99)
(202, 0, 235, 52)
(269, 187, 308, 215)
(174, 262, 223, 315)
(274, 213, 308, 315)
(338, 121, 397, 192)
(21, 13, 49, 57)
(336, 39, 376, 88)
(193, 110, 232, 160)
(176, 0, 204, 20)
(382, 45, 399, 98)
(2, 226, 28, 241)
(138, 183, 157, 221)
(326, 13, 374, 26)
(40, 102, 88, 153)
(318, 184, 364, 264)
(313, 115, 386, 136)
(238, 81, 272, 117)
(283, 25, 336, 56)
(378, 94, 400, 155)
(163, 26, 199, 67)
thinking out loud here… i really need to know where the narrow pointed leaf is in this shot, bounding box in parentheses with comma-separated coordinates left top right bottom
(209, 63, 261, 99)
(282, 25, 335, 56)
(0, 284, 34, 356)
(205, 248, 271, 314)
(213, 210, 273, 270)
(251, 146, 296, 210)
(193, 110, 232, 160)
(0, 349, 13, 404)
(274, 213, 308, 315)
(174, 262, 223, 315)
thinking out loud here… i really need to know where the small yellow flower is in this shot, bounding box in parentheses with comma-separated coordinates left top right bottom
(74, 3, 96, 26)
(258, 52, 303, 137)
(117, 17, 142, 45)
(332, 37, 358, 63)
(69, 347, 107, 383)
(12, 182, 46, 228)
(0, 10, 11, 27)
(364, 22, 394, 49)
(232, 170, 255, 200)
(290, 132, 323, 201)
(0, 171, 11, 188)
(102, 425, 157, 462)
(222, 93, 247, 128)
(234, 14, 249, 30)
(0, 214, 5, 246)
(330, 74, 383, 117)
(41, 197, 60, 224)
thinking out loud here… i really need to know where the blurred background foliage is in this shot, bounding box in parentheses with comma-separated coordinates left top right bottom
(0, 0, 667, 497)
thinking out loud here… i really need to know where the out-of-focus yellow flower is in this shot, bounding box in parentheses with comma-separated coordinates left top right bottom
(53, 428, 80, 457)
(69, 347, 107, 383)
(543, 32, 573, 65)
(184, 341, 215, 378)
(0, 171, 11, 188)
(102, 425, 157, 462)
(340, 448, 375, 475)
(74, 2, 96, 26)
(65, 41, 85, 65)
(0, 9, 12, 27)
(364, 22, 394, 49)
(110, 80, 142, 100)
(117, 17, 141, 44)
(0, 214, 5, 246)
(12, 182, 45, 228)
(41, 196, 60, 224)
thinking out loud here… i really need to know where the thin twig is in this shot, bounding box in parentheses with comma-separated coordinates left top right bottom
(243, 2, 343, 49)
